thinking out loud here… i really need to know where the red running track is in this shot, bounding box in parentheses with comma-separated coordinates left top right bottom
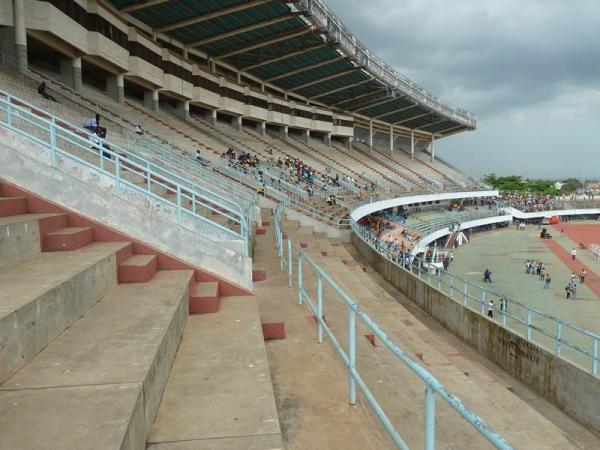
(539, 223, 600, 299)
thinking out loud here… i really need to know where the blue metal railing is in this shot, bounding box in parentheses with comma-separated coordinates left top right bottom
(274, 202, 293, 288)
(352, 220, 600, 377)
(296, 250, 512, 450)
(0, 90, 251, 254)
(273, 204, 511, 448)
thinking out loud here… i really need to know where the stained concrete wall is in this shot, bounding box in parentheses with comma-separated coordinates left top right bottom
(0, 215, 41, 266)
(0, 128, 253, 290)
(352, 232, 600, 434)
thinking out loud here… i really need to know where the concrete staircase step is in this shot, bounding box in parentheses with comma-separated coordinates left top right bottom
(147, 296, 282, 448)
(0, 213, 62, 266)
(189, 281, 219, 314)
(44, 226, 94, 251)
(0, 241, 128, 383)
(0, 269, 194, 450)
(0, 196, 28, 217)
(118, 254, 158, 283)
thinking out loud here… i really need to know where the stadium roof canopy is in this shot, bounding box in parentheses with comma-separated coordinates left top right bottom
(110, 0, 476, 136)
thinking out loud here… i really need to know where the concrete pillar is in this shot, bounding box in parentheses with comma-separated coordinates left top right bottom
(301, 129, 309, 143)
(324, 132, 332, 147)
(236, 72, 242, 83)
(60, 56, 83, 92)
(144, 89, 159, 112)
(175, 100, 190, 120)
(410, 129, 415, 159)
(210, 109, 217, 125)
(13, 0, 27, 73)
(234, 116, 242, 131)
(389, 125, 394, 155)
(280, 125, 288, 139)
(369, 119, 373, 152)
(260, 121, 266, 136)
(209, 59, 216, 74)
(183, 48, 188, 59)
(431, 135, 436, 162)
(107, 73, 124, 103)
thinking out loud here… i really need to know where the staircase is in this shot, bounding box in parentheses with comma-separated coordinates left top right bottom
(253, 207, 599, 449)
(0, 181, 283, 449)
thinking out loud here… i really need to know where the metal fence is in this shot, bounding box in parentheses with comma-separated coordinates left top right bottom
(0, 90, 251, 255)
(273, 204, 511, 449)
(352, 220, 600, 377)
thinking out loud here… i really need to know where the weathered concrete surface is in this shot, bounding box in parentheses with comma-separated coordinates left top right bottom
(352, 232, 600, 435)
(0, 384, 145, 450)
(0, 213, 53, 266)
(147, 434, 283, 450)
(0, 129, 252, 291)
(0, 241, 125, 382)
(0, 269, 192, 449)
(148, 297, 282, 448)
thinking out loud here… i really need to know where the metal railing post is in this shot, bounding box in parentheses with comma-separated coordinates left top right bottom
(424, 386, 436, 450)
(481, 289, 486, 315)
(115, 156, 121, 195)
(49, 118, 57, 167)
(463, 281, 468, 306)
(297, 253, 303, 305)
(527, 310, 532, 341)
(316, 274, 324, 344)
(176, 185, 182, 224)
(449, 275, 454, 298)
(593, 339, 598, 376)
(288, 238, 293, 288)
(502, 300, 507, 327)
(348, 307, 357, 405)
(555, 322, 562, 356)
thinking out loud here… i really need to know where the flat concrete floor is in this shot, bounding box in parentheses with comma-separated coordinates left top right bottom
(451, 224, 600, 335)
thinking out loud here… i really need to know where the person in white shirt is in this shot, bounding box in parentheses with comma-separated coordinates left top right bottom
(571, 248, 577, 260)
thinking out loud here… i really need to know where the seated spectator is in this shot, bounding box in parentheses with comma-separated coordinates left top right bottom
(134, 124, 144, 135)
(37, 82, 57, 102)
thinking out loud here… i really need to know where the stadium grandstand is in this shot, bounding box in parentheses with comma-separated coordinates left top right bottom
(0, 1, 599, 449)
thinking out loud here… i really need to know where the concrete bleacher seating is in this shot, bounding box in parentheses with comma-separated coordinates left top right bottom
(0, 180, 281, 449)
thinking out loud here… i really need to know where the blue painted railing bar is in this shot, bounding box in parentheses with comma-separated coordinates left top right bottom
(0, 91, 251, 254)
(297, 251, 513, 450)
(352, 220, 600, 377)
(274, 202, 293, 287)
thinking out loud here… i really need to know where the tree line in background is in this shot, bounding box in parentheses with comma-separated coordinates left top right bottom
(482, 174, 583, 195)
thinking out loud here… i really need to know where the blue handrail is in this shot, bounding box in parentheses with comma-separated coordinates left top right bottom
(297, 251, 513, 449)
(352, 219, 600, 377)
(0, 91, 250, 254)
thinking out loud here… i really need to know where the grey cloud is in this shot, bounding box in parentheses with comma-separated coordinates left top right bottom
(323, 0, 600, 178)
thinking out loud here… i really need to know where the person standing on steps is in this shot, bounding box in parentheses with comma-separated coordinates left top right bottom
(580, 268, 587, 284)
(571, 248, 577, 260)
(487, 300, 494, 318)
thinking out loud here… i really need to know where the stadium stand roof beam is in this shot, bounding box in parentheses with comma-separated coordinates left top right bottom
(185, 13, 302, 48)
(394, 112, 434, 125)
(375, 104, 420, 119)
(214, 28, 313, 60)
(265, 55, 346, 82)
(351, 96, 402, 113)
(241, 43, 327, 71)
(333, 88, 388, 107)
(288, 67, 363, 91)
(310, 79, 375, 100)
(154, 0, 272, 33)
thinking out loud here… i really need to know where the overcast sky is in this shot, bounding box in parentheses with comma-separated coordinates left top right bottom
(324, 0, 600, 180)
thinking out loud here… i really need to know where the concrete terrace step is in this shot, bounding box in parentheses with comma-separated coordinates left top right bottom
(0, 269, 194, 450)
(147, 296, 283, 449)
(44, 226, 94, 251)
(0, 213, 64, 266)
(0, 241, 129, 383)
(118, 254, 158, 283)
(189, 281, 219, 314)
(0, 196, 28, 217)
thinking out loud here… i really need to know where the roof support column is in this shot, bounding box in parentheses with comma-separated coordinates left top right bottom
(410, 129, 415, 159)
(209, 109, 217, 125)
(431, 135, 436, 162)
(106, 73, 124, 103)
(175, 100, 190, 120)
(324, 132, 331, 147)
(369, 119, 373, 153)
(279, 125, 288, 140)
(60, 56, 82, 93)
(144, 89, 159, 113)
(234, 116, 242, 131)
(13, 0, 27, 73)
(301, 129, 309, 143)
(389, 125, 394, 155)
(260, 121, 266, 136)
